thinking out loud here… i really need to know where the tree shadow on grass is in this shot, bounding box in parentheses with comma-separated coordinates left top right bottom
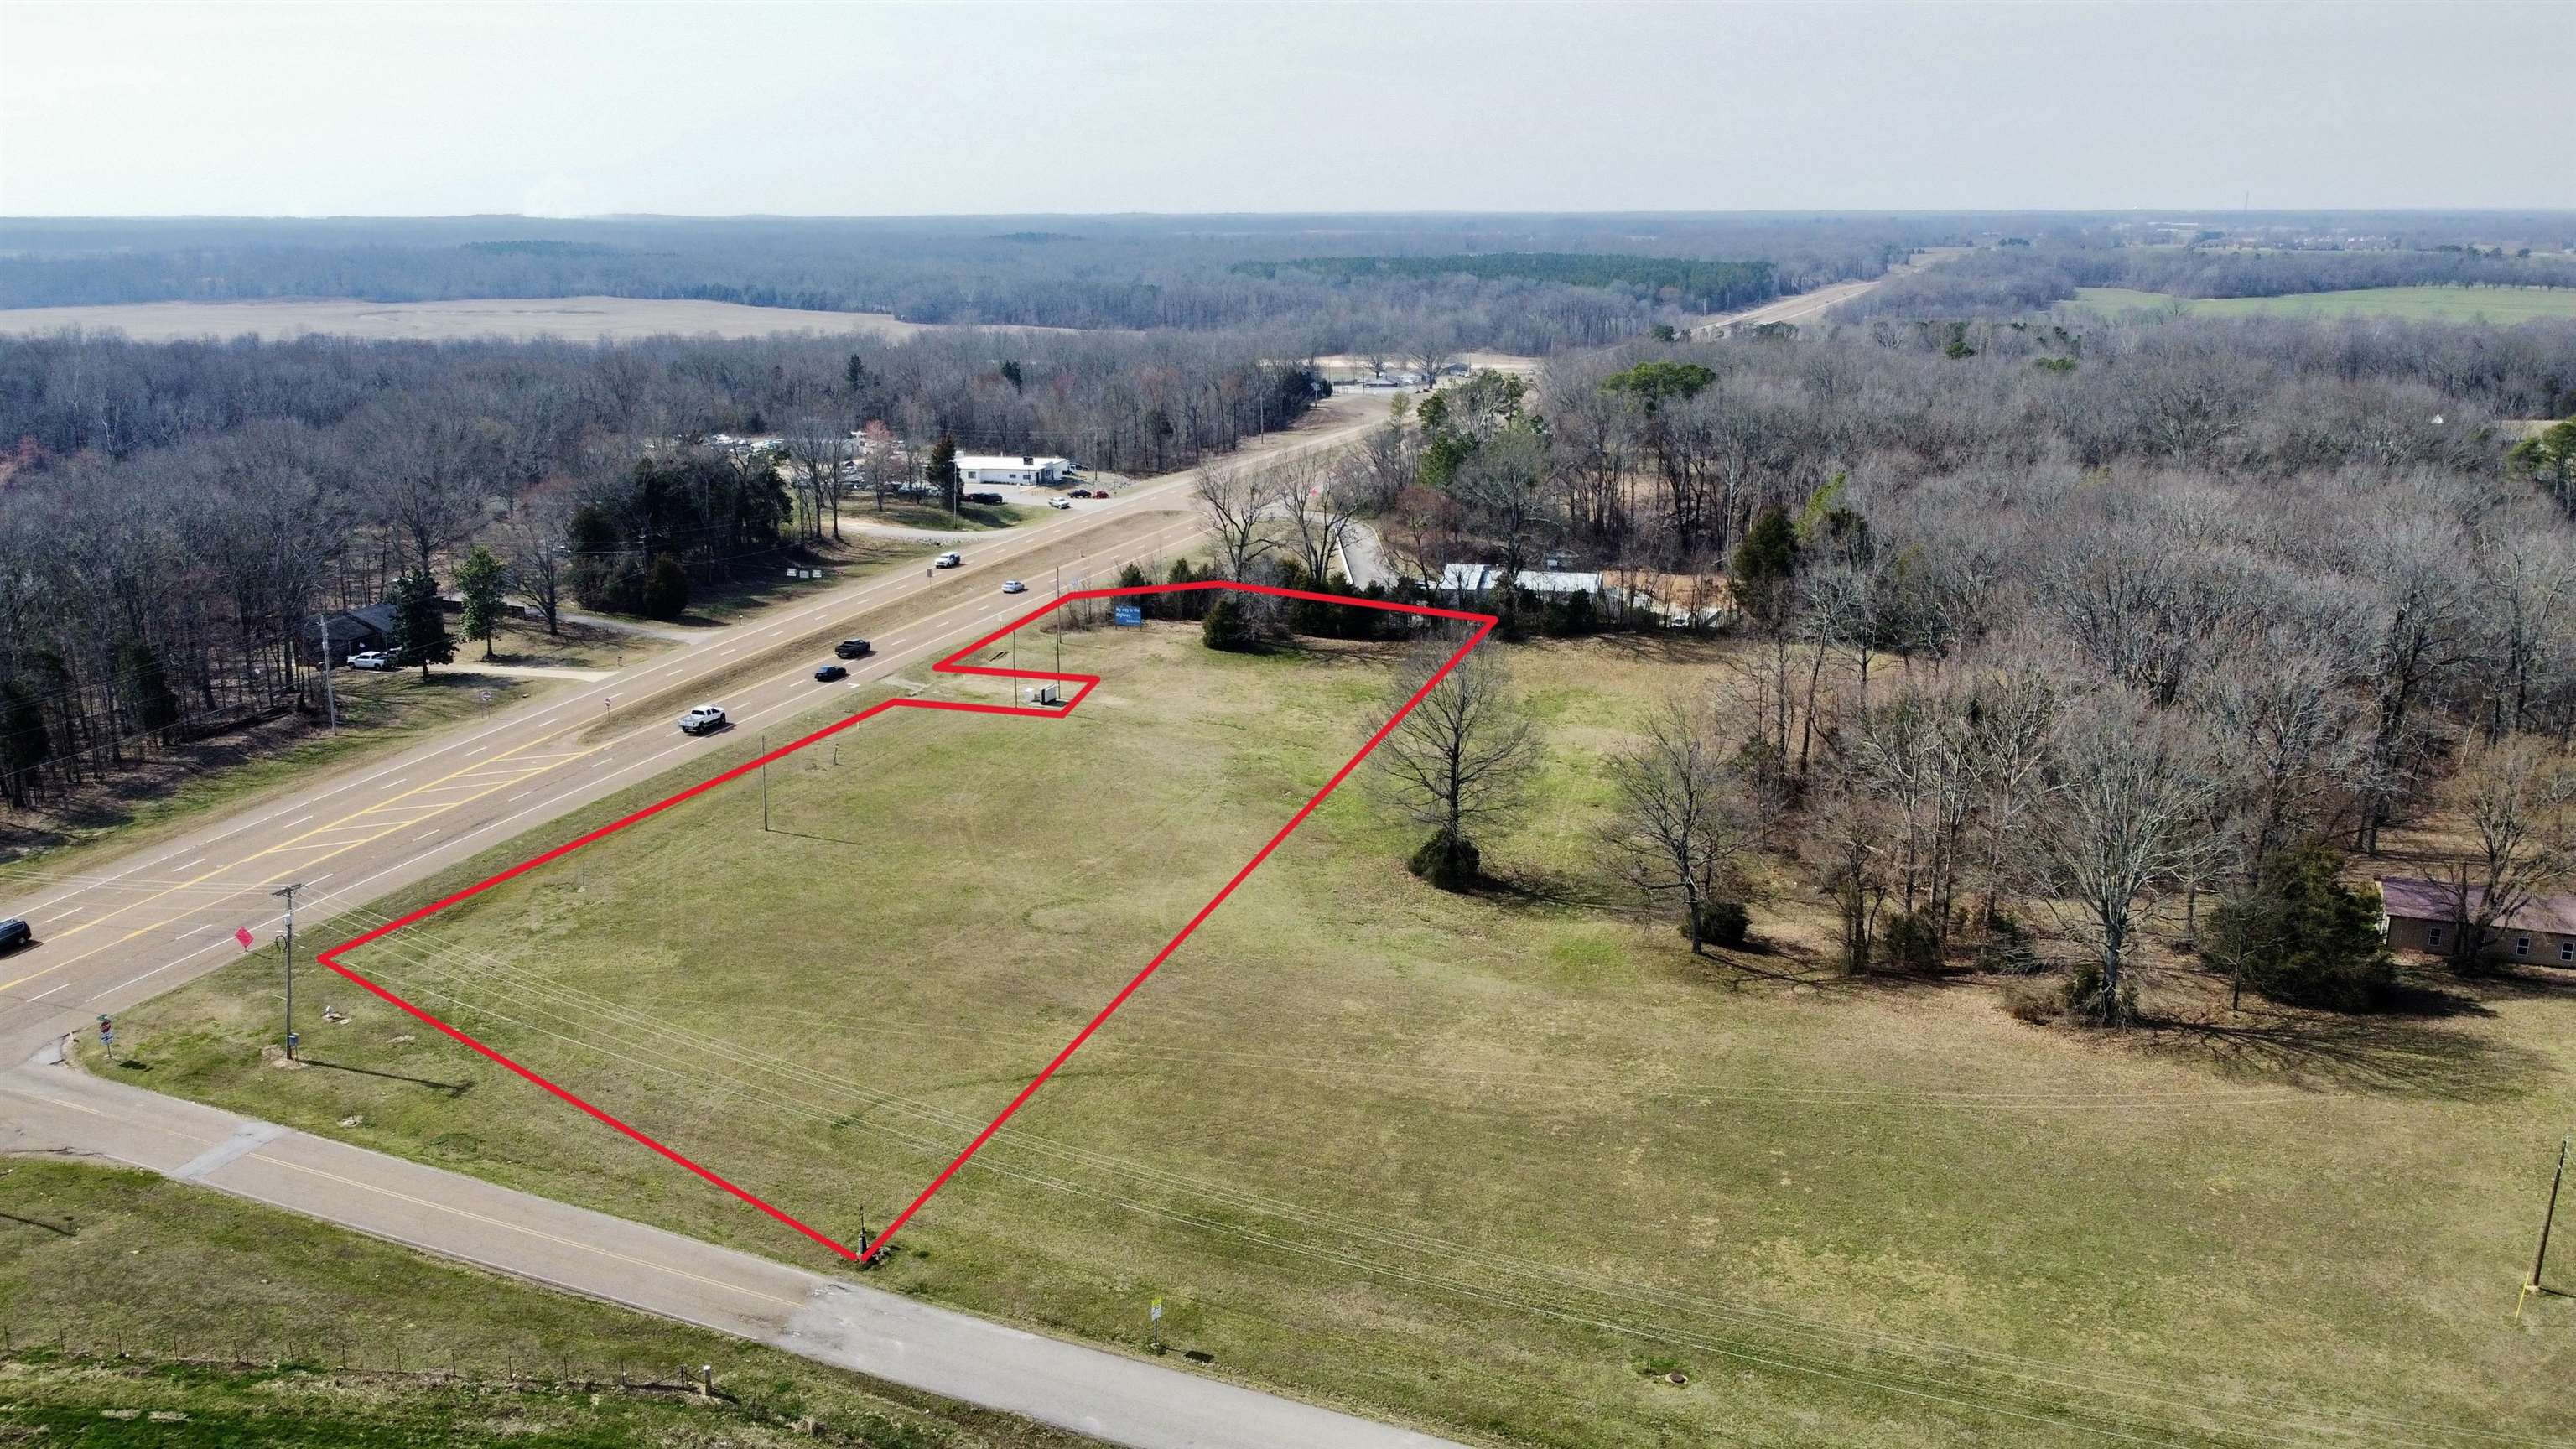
(300, 1058, 475, 1098)
(2133, 1006, 2545, 1102)
(1470, 865, 1623, 912)
(1571, 632, 1732, 668)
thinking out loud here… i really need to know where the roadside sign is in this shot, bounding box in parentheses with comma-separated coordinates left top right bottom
(1114, 605, 1144, 626)
(235, 927, 255, 949)
(1150, 1298, 1163, 1322)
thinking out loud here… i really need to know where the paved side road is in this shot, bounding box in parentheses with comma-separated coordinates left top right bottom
(1, 1043, 1469, 1449)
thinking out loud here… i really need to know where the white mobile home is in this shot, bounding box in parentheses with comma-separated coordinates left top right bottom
(955, 454, 1074, 486)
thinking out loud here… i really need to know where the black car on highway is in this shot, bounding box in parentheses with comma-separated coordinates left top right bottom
(834, 638, 873, 658)
(814, 663, 848, 683)
(0, 917, 32, 953)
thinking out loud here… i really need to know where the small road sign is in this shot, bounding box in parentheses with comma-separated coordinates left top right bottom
(1114, 605, 1144, 626)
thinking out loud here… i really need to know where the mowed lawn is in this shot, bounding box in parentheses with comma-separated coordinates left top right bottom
(2063, 283, 2576, 324)
(0, 1160, 1095, 1449)
(113, 622, 2574, 1449)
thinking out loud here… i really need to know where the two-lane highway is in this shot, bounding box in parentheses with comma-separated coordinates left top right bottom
(0, 391, 1383, 1057)
(0, 387, 1493, 1449)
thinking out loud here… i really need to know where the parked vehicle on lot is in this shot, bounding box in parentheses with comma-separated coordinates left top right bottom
(814, 663, 848, 683)
(1068, 489, 1094, 498)
(1047, 497, 1072, 510)
(1001, 579, 1027, 594)
(678, 704, 728, 735)
(834, 638, 873, 658)
(345, 650, 393, 670)
(0, 917, 31, 953)
(964, 491, 1005, 505)
(935, 552, 963, 569)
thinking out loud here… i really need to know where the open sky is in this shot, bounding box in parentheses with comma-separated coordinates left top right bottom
(3, 0, 2567, 216)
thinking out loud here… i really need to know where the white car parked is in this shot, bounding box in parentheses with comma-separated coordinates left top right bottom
(345, 650, 394, 671)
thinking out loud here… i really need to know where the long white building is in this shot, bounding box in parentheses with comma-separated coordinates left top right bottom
(955, 453, 1075, 486)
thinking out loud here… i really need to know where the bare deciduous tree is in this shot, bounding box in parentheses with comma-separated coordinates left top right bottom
(1602, 695, 1754, 952)
(1369, 640, 1541, 888)
(782, 417, 849, 543)
(502, 487, 577, 636)
(1278, 449, 1363, 586)
(2022, 690, 2222, 1025)
(2442, 736, 2576, 971)
(1194, 459, 1282, 581)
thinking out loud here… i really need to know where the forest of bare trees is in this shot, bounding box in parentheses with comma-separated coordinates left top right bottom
(1291, 302, 2576, 1022)
(0, 213, 1929, 356)
(0, 325, 1322, 803)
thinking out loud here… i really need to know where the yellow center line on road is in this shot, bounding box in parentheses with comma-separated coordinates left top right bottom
(0, 501, 1220, 997)
(0, 732, 610, 989)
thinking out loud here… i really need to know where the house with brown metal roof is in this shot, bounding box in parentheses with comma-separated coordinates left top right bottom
(2378, 875, 2576, 967)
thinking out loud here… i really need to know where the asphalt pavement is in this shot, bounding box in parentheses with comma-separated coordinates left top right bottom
(0, 390, 1478, 1448)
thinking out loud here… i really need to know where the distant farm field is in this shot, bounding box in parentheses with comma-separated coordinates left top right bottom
(0, 295, 1038, 343)
(2062, 283, 2576, 323)
(116, 622, 2573, 1449)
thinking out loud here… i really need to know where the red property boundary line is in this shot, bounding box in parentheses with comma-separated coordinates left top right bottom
(316, 581, 1498, 1262)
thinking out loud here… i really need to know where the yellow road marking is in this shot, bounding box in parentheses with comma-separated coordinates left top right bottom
(0, 730, 605, 989)
(1, 503, 1218, 996)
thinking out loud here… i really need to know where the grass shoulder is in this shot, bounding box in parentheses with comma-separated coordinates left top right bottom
(874, 502, 1036, 532)
(0, 1159, 1101, 1449)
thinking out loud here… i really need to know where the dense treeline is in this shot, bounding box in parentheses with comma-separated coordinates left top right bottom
(0, 214, 1940, 355)
(0, 326, 1320, 804)
(1238, 254, 1781, 314)
(1842, 243, 2576, 320)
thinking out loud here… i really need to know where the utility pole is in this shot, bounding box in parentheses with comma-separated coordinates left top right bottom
(314, 613, 340, 735)
(761, 733, 771, 833)
(2521, 1133, 2569, 1321)
(273, 883, 303, 1059)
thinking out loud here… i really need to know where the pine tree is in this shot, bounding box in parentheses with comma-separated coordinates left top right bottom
(117, 638, 181, 745)
(1202, 594, 1256, 652)
(388, 569, 455, 680)
(641, 553, 691, 621)
(454, 544, 508, 662)
(0, 678, 51, 806)
(927, 434, 960, 516)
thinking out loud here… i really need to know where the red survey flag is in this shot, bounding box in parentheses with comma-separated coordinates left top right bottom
(235, 927, 255, 949)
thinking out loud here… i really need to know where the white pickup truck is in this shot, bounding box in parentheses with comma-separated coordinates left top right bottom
(678, 704, 728, 735)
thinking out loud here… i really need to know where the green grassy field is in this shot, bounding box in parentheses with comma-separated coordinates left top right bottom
(106, 625, 2575, 1448)
(2062, 284, 2576, 323)
(0, 1160, 1097, 1448)
(876, 501, 1036, 532)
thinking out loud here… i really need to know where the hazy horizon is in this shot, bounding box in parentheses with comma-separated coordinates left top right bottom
(5, 1, 2569, 219)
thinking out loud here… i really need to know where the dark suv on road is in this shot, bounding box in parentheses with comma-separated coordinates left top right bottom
(834, 638, 873, 659)
(0, 917, 32, 953)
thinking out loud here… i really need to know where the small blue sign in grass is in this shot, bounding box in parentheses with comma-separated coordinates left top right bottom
(1114, 604, 1144, 626)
